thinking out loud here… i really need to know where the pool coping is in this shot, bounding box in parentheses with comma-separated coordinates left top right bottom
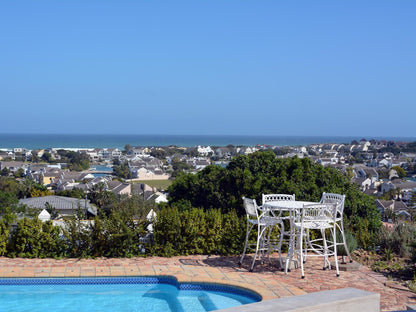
(0, 271, 275, 300)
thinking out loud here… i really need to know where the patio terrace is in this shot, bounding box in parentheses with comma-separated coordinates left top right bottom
(0, 255, 414, 311)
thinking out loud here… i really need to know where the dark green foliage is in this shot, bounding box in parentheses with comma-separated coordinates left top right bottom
(113, 160, 130, 179)
(0, 190, 19, 213)
(8, 218, 63, 258)
(391, 166, 406, 179)
(168, 151, 382, 249)
(38, 221, 64, 258)
(62, 217, 92, 258)
(8, 218, 41, 257)
(1, 168, 10, 176)
(102, 211, 148, 257)
(56, 188, 86, 199)
(0, 220, 9, 256)
(151, 206, 183, 256)
(219, 209, 246, 255)
(0, 177, 26, 198)
(150, 149, 167, 159)
(171, 158, 193, 177)
(152, 207, 245, 257)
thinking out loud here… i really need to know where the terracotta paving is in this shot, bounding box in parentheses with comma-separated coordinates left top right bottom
(0, 255, 414, 311)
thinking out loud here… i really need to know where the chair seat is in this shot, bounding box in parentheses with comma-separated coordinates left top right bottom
(296, 220, 333, 230)
(248, 216, 280, 227)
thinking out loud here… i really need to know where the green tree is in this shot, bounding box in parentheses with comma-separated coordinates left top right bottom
(391, 166, 406, 179)
(345, 167, 354, 181)
(1, 168, 10, 176)
(124, 144, 132, 153)
(0, 220, 9, 256)
(0, 190, 19, 213)
(171, 158, 192, 177)
(41, 152, 54, 163)
(113, 161, 130, 179)
(56, 188, 86, 199)
(13, 168, 25, 178)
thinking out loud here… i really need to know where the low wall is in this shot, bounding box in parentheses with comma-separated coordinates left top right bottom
(218, 288, 380, 312)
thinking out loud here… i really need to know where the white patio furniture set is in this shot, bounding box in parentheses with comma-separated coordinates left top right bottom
(239, 193, 352, 278)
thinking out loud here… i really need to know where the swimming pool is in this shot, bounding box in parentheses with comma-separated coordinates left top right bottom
(0, 277, 261, 312)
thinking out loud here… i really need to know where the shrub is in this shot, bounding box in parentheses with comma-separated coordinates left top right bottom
(336, 231, 358, 256)
(378, 223, 416, 258)
(151, 207, 245, 257)
(0, 220, 9, 256)
(8, 218, 63, 258)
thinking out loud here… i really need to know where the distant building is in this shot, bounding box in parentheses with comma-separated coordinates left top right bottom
(19, 196, 97, 218)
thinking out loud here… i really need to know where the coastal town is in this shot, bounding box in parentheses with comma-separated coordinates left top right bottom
(1, 138, 416, 222)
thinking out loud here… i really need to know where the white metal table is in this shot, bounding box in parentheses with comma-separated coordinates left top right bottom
(262, 200, 317, 273)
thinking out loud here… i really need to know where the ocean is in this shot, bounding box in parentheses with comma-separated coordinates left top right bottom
(0, 133, 415, 150)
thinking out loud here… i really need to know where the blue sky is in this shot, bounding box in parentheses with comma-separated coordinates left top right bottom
(1, 1, 415, 137)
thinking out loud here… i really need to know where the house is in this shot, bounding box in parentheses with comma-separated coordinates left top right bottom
(215, 147, 232, 159)
(129, 155, 163, 171)
(186, 157, 210, 170)
(83, 149, 100, 161)
(40, 168, 64, 186)
(236, 146, 258, 155)
(0, 150, 14, 160)
(132, 183, 155, 200)
(379, 159, 392, 168)
(375, 199, 410, 221)
(351, 177, 372, 191)
(317, 157, 338, 166)
(107, 181, 131, 196)
(54, 170, 94, 191)
(128, 148, 148, 156)
(0, 161, 27, 174)
(38, 209, 51, 221)
(19, 196, 97, 218)
(354, 166, 379, 183)
(380, 181, 395, 194)
(109, 148, 122, 159)
(197, 146, 214, 156)
(154, 192, 168, 204)
(391, 180, 416, 202)
(130, 167, 170, 180)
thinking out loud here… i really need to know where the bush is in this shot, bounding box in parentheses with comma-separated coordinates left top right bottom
(8, 218, 64, 258)
(152, 207, 245, 257)
(378, 223, 416, 258)
(0, 220, 9, 256)
(336, 231, 358, 256)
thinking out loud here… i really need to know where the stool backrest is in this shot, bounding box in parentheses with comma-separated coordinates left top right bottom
(320, 193, 345, 218)
(262, 194, 295, 205)
(242, 197, 259, 218)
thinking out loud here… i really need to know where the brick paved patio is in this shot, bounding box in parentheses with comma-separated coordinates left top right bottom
(0, 255, 414, 311)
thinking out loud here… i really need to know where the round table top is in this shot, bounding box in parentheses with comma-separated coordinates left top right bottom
(263, 200, 318, 210)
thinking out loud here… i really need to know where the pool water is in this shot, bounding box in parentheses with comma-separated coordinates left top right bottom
(0, 277, 260, 312)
